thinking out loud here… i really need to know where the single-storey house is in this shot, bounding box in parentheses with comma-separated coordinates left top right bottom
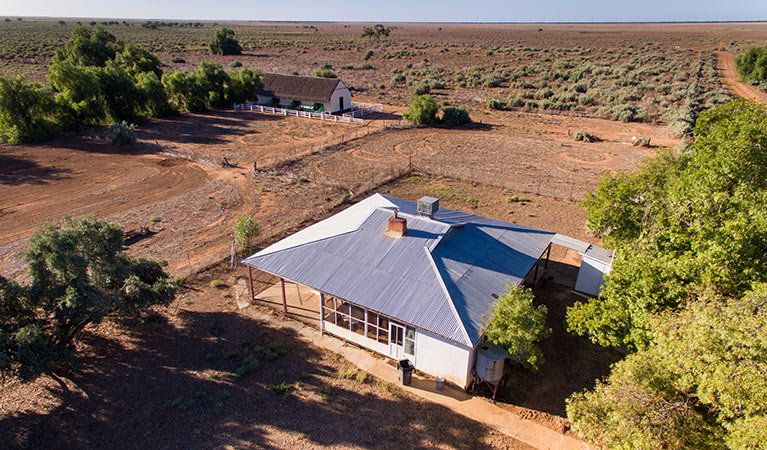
(243, 194, 562, 388)
(254, 73, 352, 114)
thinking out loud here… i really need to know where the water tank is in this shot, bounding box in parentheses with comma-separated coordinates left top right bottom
(475, 342, 507, 383)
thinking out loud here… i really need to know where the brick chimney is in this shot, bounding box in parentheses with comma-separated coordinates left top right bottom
(387, 208, 407, 238)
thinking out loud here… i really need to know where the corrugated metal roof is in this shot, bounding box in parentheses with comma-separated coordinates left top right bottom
(243, 194, 555, 347)
(255, 73, 342, 103)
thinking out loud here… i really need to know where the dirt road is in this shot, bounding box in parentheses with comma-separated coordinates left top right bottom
(716, 51, 767, 102)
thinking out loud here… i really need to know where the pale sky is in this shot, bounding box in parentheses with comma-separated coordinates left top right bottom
(2, 0, 766, 22)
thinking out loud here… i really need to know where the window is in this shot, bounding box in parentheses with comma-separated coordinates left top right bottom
(404, 327, 416, 355)
(322, 295, 335, 324)
(321, 298, 391, 345)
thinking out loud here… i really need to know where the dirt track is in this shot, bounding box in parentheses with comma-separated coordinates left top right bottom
(716, 51, 767, 102)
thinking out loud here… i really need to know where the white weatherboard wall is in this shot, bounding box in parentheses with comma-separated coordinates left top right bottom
(329, 81, 352, 113)
(575, 254, 612, 296)
(414, 329, 472, 388)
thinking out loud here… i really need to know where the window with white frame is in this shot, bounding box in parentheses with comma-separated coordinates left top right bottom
(321, 296, 390, 345)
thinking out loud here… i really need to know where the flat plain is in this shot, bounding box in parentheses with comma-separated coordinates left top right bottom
(1, 20, 765, 449)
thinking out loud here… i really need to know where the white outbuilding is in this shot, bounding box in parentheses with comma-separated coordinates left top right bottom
(254, 73, 352, 113)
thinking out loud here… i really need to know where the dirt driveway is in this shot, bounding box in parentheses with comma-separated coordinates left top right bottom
(716, 51, 767, 102)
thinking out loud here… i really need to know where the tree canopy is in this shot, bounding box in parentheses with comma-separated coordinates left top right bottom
(482, 285, 550, 372)
(0, 217, 176, 381)
(565, 100, 767, 449)
(736, 46, 767, 85)
(209, 28, 242, 55)
(403, 95, 439, 126)
(568, 99, 767, 350)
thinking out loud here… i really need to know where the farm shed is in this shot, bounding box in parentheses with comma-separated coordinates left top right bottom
(550, 234, 615, 297)
(254, 73, 352, 113)
(242, 194, 559, 388)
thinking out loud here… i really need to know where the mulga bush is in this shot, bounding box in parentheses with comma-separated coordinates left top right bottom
(485, 98, 505, 110)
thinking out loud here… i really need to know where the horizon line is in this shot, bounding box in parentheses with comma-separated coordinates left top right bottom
(3, 16, 767, 25)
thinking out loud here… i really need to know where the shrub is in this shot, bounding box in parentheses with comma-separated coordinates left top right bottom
(210, 279, 226, 288)
(107, 121, 137, 145)
(403, 95, 439, 126)
(633, 137, 651, 147)
(229, 61, 242, 68)
(573, 131, 601, 143)
(611, 104, 646, 123)
(411, 82, 430, 95)
(313, 69, 337, 78)
(171, 57, 185, 63)
(507, 195, 531, 203)
(440, 106, 472, 126)
(364, 50, 374, 60)
(233, 215, 260, 249)
(485, 98, 505, 110)
(209, 28, 242, 55)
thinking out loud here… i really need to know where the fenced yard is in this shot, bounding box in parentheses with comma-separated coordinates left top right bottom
(233, 102, 384, 125)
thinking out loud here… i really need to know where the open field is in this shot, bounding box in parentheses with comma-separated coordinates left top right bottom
(0, 107, 665, 279)
(4, 21, 765, 122)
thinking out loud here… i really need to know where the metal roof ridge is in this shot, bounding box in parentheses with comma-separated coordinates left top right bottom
(423, 246, 473, 347)
(241, 229, 361, 263)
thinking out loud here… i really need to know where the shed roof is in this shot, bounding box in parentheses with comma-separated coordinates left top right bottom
(255, 73, 344, 103)
(243, 194, 555, 347)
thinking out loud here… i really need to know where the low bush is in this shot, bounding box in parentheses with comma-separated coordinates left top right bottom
(440, 106, 472, 126)
(107, 121, 136, 145)
(485, 98, 505, 110)
(171, 57, 185, 63)
(313, 69, 337, 78)
(573, 131, 601, 142)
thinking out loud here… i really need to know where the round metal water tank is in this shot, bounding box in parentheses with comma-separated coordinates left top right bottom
(475, 342, 507, 383)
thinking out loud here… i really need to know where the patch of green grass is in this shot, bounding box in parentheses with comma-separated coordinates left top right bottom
(269, 381, 295, 399)
(379, 381, 407, 398)
(319, 384, 333, 402)
(507, 195, 531, 203)
(149, 216, 161, 223)
(210, 279, 226, 288)
(235, 354, 260, 377)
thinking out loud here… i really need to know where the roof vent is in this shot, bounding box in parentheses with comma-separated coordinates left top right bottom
(417, 196, 439, 218)
(387, 208, 407, 238)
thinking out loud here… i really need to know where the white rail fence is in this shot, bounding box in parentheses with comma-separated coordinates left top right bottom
(343, 102, 384, 118)
(234, 102, 365, 125)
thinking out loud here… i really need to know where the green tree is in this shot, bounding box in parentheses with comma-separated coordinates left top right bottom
(49, 60, 104, 127)
(482, 285, 550, 372)
(114, 43, 163, 78)
(209, 28, 242, 55)
(736, 46, 767, 84)
(233, 215, 260, 250)
(225, 68, 262, 104)
(0, 217, 176, 380)
(403, 95, 439, 126)
(51, 26, 120, 68)
(0, 75, 56, 144)
(568, 285, 767, 449)
(135, 71, 175, 117)
(196, 61, 229, 108)
(362, 24, 392, 38)
(162, 70, 208, 113)
(567, 100, 767, 350)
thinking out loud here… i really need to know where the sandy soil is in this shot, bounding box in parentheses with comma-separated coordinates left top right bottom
(716, 51, 767, 102)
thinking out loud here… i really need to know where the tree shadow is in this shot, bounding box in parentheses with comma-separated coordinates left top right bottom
(136, 110, 283, 146)
(0, 306, 523, 449)
(0, 154, 72, 186)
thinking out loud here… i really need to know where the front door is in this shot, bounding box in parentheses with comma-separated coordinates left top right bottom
(389, 322, 405, 359)
(339, 96, 345, 111)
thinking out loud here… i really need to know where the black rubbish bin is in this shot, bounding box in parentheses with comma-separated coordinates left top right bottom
(397, 359, 413, 386)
